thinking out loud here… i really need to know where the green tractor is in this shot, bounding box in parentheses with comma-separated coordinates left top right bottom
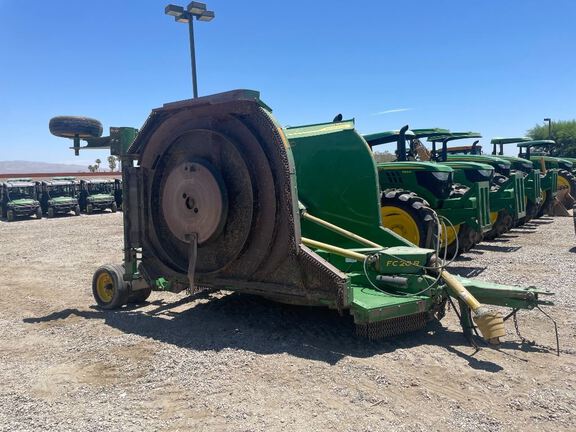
(490, 137, 547, 220)
(356, 127, 491, 254)
(79, 179, 118, 214)
(50, 90, 555, 346)
(37, 179, 81, 217)
(0, 178, 42, 222)
(516, 140, 575, 211)
(428, 133, 527, 234)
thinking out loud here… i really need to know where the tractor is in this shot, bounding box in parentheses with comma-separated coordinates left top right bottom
(517, 140, 575, 211)
(37, 179, 81, 217)
(426, 132, 527, 233)
(49, 90, 557, 346)
(0, 178, 42, 221)
(359, 127, 490, 256)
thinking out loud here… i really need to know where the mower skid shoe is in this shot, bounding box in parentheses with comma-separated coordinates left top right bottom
(456, 276, 554, 309)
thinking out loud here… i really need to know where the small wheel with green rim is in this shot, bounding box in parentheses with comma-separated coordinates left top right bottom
(92, 264, 128, 309)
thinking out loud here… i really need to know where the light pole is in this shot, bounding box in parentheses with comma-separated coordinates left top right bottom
(165, 2, 215, 98)
(544, 118, 552, 139)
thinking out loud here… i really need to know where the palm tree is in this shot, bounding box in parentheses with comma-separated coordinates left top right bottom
(95, 158, 101, 172)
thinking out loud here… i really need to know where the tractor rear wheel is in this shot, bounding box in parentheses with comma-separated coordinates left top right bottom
(92, 264, 129, 309)
(558, 170, 576, 209)
(380, 190, 438, 249)
(485, 210, 513, 240)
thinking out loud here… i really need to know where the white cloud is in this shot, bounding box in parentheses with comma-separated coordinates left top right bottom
(372, 108, 412, 115)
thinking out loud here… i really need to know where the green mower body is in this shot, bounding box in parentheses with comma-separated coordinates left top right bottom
(0, 179, 42, 221)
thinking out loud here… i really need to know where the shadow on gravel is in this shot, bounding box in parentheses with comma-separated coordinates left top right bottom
(23, 293, 508, 371)
(446, 266, 487, 278)
(474, 244, 522, 253)
(528, 218, 554, 225)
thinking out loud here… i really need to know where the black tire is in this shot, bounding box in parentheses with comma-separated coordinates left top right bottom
(128, 288, 152, 304)
(573, 204, 576, 236)
(536, 190, 553, 218)
(457, 224, 479, 254)
(558, 170, 576, 209)
(6, 210, 14, 222)
(381, 189, 439, 249)
(74, 205, 81, 216)
(111, 202, 117, 213)
(49, 116, 103, 139)
(86, 204, 93, 214)
(485, 210, 513, 240)
(92, 264, 129, 309)
(47, 207, 54, 218)
(35, 208, 42, 219)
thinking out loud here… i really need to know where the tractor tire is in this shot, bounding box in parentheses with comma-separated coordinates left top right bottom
(47, 207, 54, 218)
(111, 202, 118, 213)
(381, 189, 439, 249)
(558, 170, 576, 209)
(128, 288, 152, 304)
(49, 116, 103, 139)
(536, 191, 553, 218)
(92, 264, 129, 309)
(35, 208, 42, 219)
(457, 224, 480, 254)
(86, 204, 94, 214)
(485, 210, 513, 240)
(6, 210, 14, 222)
(74, 205, 81, 216)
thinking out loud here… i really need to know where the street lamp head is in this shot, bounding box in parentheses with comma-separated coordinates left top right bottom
(187, 1, 206, 15)
(198, 10, 215, 22)
(175, 14, 190, 23)
(544, 118, 551, 122)
(165, 4, 184, 17)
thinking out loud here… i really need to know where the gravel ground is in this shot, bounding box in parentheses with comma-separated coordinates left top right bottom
(0, 212, 575, 431)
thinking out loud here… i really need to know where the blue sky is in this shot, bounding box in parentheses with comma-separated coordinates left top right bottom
(1, 0, 575, 165)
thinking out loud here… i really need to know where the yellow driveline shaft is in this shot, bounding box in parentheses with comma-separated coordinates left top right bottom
(301, 211, 383, 249)
(301, 237, 367, 262)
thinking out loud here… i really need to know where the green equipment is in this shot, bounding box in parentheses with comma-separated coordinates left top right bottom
(37, 179, 81, 217)
(517, 140, 575, 211)
(49, 90, 557, 345)
(78, 179, 118, 214)
(429, 133, 526, 234)
(0, 179, 42, 221)
(362, 128, 490, 255)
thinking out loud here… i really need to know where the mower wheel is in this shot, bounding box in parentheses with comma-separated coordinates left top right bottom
(6, 210, 14, 222)
(92, 264, 129, 309)
(47, 207, 54, 218)
(111, 202, 118, 213)
(128, 288, 152, 304)
(35, 208, 42, 219)
(381, 190, 438, 249)
(74, 205, 81, 216)
(49, 116, 103, 139)
(86, 204, 94, 214)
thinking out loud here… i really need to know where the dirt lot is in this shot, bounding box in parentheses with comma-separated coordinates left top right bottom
(0, 213, 575, 431)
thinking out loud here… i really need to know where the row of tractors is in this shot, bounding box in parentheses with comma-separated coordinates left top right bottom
(0, 177, 121, 221)
(357, 127, 575, 257)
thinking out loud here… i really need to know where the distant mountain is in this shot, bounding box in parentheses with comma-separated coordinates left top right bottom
(0, 160, 88, 174)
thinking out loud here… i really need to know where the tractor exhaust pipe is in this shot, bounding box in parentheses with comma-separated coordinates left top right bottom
(397, 125, 409, 161)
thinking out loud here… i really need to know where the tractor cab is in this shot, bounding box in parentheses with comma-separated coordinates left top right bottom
(518, 140, 573, 171)
(0, 179, 42, 221)
(79, 178, 118, 214)
(38, 179, 80, 217)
